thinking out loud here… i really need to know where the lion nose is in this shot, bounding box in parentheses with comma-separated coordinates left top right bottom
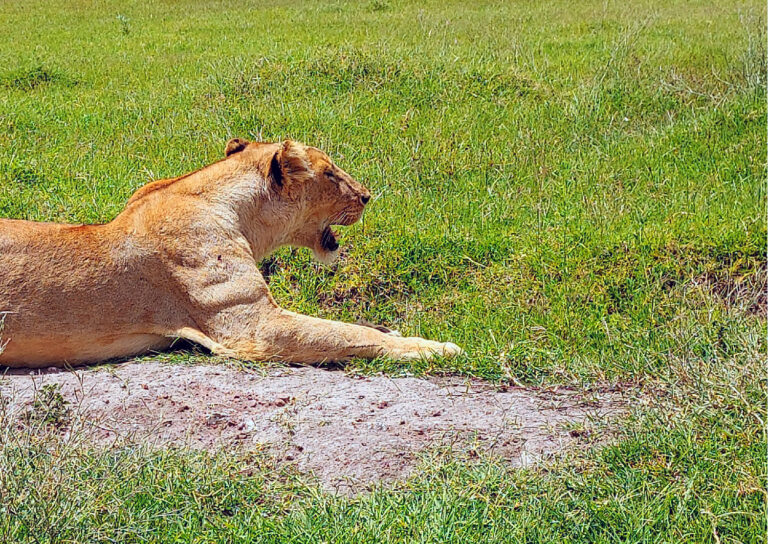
(360, 193, 371, 205)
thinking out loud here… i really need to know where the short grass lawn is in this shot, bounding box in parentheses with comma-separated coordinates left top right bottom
(0, 0, 765, 542)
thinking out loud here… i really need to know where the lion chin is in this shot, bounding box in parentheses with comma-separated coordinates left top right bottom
(313, 247, 340, 265)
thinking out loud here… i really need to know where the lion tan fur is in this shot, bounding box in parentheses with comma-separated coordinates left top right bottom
(0, 139, 462, 368)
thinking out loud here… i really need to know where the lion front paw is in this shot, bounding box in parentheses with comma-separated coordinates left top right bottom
(388, 338, 464, 361)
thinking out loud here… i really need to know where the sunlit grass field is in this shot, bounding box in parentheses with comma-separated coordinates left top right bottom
(0, 0, 765, 541)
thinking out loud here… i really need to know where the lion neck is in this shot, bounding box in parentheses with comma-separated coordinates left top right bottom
(122, 154, 308, 262)
(237, 191, 307, 261)
(198, 162, 307, 261)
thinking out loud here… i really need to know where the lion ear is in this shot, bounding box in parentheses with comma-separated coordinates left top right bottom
(269, 140, 311, 188)
(225, 138, 250, 157)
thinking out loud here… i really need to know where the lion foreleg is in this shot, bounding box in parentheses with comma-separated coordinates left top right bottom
(224, 310, 462, 363)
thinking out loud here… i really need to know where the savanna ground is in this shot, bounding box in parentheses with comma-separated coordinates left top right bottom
(0, 0, 765, 542)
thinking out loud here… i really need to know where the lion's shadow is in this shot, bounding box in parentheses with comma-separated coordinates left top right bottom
(1, 339, 349, 376)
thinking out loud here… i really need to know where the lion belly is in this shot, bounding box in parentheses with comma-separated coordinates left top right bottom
(0, 333, 173, 368)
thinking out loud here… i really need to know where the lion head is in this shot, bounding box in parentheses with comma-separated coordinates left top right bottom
(225, 138, 371, 264)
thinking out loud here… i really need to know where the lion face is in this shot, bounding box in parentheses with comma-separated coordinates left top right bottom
(300, 146, 371, 264)
(226, 139, 371, 264)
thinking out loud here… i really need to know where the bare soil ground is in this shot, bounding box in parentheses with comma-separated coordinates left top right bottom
(1, 362, 624, 493)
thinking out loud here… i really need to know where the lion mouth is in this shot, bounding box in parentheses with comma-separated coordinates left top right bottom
(320, 227, 339, 252)
(316, 208, 363, 259)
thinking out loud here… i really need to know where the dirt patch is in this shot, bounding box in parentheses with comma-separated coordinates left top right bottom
(1, 363, 624, 493)
(693, 262, 767, 316)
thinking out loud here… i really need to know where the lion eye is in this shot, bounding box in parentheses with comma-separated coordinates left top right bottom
(326, 171, 337, 181)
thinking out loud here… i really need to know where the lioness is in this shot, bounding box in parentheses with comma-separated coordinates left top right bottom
(0, 139, 462, 368)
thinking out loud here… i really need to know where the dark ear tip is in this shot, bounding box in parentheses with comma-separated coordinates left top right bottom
(225, 138, 249, 156)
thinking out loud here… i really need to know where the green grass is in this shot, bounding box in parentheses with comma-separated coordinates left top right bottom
(0, 0, 765, 541)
